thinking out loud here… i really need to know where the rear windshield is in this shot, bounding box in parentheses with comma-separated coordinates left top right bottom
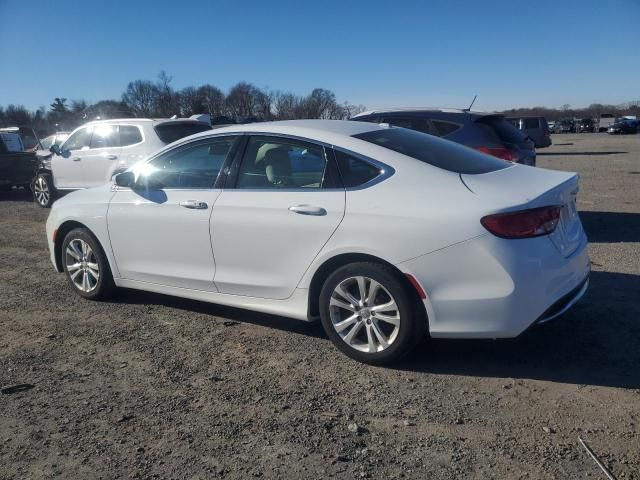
(353, 127, 510, 174)
(154, 122, 211, 144)
(477, 117, 527, 144)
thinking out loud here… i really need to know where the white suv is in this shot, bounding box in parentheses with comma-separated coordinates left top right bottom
(34, 118, 210, 207)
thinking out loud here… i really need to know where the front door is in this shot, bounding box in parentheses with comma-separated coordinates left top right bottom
(212, 135, 345, 299)
(52, 126, 93, 189)
(107, 136, 239, 290)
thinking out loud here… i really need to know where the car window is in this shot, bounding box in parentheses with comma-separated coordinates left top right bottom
(40, 135, 55, 150)
(0, 132, 24, 152)
(144, 137, 237, 189)
(334, 150, 382, 188)
(90, 125, 118, 149)
(382, 117, 434, 135)
(430, 120, 461, 137)
(236, 136, 327, 189)
(476, 117, 527, 144)
(154, 122, 211, 144)
(119, 125, 143, 146)
(523, 118, 540, 129)
(353, 127, 510, 175)
(62, 127, 93, 151)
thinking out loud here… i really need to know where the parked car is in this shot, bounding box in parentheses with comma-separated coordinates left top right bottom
(45, 120, 589, 365)
(0, 131, 38, 191)
(0, 126, 41, 152)
(577, 118, 595, 133)
(506, 116, 552, 148)
(607, 119, 638, 135)
(351, 109, 536, 166)
(554, 120, 575, 134)
(598, 113, 616, 132)
(34, 118, 211, 207)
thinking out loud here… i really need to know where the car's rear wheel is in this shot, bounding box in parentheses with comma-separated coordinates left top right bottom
(319, 262, 426, 365)
(33, 173, 55, 208)
(61, 228, 114, 300)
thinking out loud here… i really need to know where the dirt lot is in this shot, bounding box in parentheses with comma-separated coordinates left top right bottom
(1, 132, 639, 479)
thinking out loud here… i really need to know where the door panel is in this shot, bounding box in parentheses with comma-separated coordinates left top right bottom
(52, 126, 93, 188)
(107, 189, 220, 290)
(211, 190, 344, 299)
(82, 124, 122, 187)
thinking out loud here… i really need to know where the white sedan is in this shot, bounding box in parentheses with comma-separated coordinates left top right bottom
(45, 120, 590, 364)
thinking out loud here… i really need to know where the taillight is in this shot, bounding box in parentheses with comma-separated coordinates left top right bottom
(481, 206, 562, 239)
(475, 146, 515, 162)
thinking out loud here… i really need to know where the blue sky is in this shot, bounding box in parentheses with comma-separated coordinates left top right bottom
(1, 0, 638, 112)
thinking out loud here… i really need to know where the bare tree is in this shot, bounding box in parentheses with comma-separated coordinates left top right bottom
(197, 84, 225, 118)
(225, 82, 258, 119)
(273, 91, 301, 120)
(155, 71, 179, 117)
(122, 80, 158, 116)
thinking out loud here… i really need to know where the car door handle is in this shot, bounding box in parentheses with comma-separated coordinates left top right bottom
(180, 200, 208, 210)
(106, 154, 118, 160)
(71, 157, 81, 162)
(288, 205, 327, 216)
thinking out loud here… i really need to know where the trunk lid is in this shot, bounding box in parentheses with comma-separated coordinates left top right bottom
(463, 165, 584, 257)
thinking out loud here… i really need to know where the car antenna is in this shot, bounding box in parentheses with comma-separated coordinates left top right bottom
(463, 95, 478, 112)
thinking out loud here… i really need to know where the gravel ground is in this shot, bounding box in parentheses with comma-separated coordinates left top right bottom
(1, 132, 639, 479)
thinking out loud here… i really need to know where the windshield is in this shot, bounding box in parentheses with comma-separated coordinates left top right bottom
(353, 127, 510, 174)
(154, 122, 211, 144)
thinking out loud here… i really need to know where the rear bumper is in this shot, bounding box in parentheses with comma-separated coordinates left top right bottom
(398, 231, 590, 338)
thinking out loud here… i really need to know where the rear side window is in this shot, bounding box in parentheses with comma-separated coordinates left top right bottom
(236, 136, 327, 189)
(382, 117, 433, 135)
(119, 126, 143, 146)
(476, 117, 527, 144)
(353, 127, 510, 175)
(430, 120, 461, 137)
(523, 118, 540, 129)
(154, 122, 211, 144)
(334, 150, 382, 187)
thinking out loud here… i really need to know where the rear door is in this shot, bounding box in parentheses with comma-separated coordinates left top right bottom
(82, 124, 122, 187)
(211, 135, 345, 299)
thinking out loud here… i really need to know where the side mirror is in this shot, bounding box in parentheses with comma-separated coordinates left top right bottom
(49, 144, 61, 155)
(114, 171, 135, 188)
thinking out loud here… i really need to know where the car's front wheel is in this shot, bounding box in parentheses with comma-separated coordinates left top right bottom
(319, 262, 426, 365)
(61, 228, 114, 300)
(33, 173, 55, 208)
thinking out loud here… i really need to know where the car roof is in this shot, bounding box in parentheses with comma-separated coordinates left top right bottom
(82, 118, 206, 127)
(185, 119, 384, 144)
(351, 108, 491, 117)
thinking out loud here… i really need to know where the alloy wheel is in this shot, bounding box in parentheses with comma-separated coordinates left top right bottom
(34, 176, 50, 206)
(65, 238, 100, 292)
(329, 276, 401, 353)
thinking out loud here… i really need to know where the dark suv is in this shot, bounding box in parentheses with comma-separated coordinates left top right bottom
(351, 109, 536, 166)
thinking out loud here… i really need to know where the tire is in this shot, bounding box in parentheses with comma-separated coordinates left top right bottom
(33, 173, 56, 208)
(319, 262, 427, 365)
(61, 228, 115, 300)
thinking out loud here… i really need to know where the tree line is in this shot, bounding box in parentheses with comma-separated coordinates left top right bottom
(0, 71, 366, 136)
(501, 102, 640, 122)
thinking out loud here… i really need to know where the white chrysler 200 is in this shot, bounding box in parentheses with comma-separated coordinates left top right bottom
(45, 120, 590, 364)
